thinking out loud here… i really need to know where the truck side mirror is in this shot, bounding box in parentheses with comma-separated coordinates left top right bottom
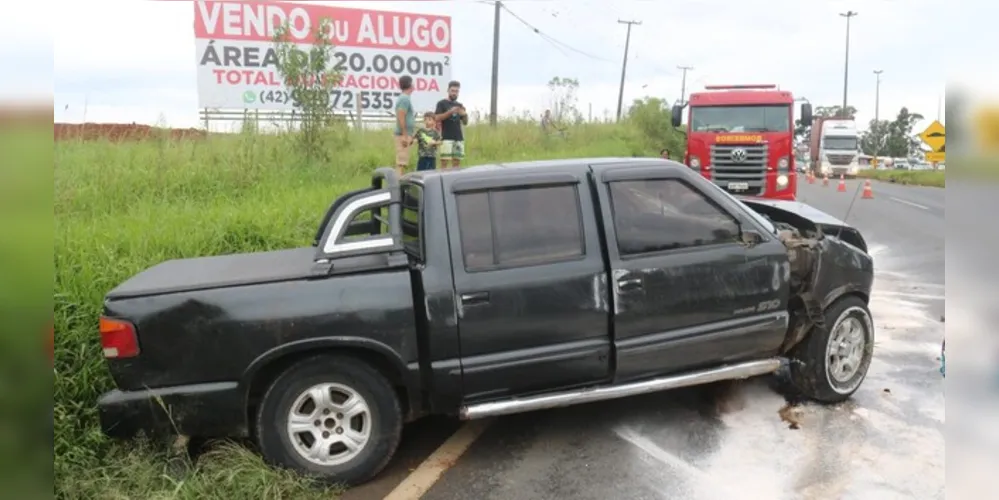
(671, 105, 683, 128)
(801, 103, 813, 125)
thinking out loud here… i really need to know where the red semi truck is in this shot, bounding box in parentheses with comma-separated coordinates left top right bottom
(671, 84, 813, 201)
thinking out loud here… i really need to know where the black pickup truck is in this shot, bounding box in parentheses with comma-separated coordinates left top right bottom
(96, 158, 874, 485)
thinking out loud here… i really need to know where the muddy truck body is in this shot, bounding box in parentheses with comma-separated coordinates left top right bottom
(96, 158, 874, 485)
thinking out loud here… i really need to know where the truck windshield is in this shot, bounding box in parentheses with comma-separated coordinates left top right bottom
(823, 136, 858, 150)
(690, 105, 791, 133)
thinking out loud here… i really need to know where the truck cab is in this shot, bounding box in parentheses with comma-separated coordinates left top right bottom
(672, 84, 813, 201)
(810, 117, 862, 178)
(96, 159, 873, 487)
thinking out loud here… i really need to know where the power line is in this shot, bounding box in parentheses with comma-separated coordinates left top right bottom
(495, 2, 614, 62)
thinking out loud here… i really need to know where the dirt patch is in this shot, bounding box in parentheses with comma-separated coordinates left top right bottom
(54, 122, 207, 142)
(778, 403, 803, 429)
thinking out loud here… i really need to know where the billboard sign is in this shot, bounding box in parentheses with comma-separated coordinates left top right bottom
(194, 0, 452, 115)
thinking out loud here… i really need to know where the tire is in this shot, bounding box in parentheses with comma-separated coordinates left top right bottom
(255, 355, 403, 486)
(788, 295, 874, 403)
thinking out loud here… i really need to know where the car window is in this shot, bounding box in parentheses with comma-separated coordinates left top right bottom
(455, 185, 584, 271)
(701, 180, 778, 235)
(401, 183, 423, 260)
(608, 179, 741, 255)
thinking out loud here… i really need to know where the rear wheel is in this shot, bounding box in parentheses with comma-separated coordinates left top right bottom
(255, 355, 402, 486)
(788, 295, 874, 403)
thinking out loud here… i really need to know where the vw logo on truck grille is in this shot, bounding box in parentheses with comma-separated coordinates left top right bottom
(730, 148, 748, 163)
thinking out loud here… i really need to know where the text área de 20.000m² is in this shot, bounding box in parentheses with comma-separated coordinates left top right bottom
(256, 89, 402, 112)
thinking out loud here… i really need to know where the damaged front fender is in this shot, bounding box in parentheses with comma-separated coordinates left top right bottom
(740, 198, 874, 354)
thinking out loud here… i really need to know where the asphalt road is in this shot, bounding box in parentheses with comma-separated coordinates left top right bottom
(413, 178, 946, 500)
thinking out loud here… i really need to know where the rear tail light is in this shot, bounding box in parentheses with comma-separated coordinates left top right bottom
(100, 316, 140, 359)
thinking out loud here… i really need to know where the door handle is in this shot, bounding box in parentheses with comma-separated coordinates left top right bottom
(459, 291, 491, 305)
(617, 278, 644, 292)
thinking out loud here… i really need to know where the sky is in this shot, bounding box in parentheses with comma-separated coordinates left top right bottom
(35, 0, 997, 133)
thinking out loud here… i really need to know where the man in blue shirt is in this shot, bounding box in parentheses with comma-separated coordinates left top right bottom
(393, 75, 416, 174)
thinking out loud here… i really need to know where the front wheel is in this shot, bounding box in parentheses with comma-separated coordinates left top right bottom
(788, 295, 874, 403)
(255, 355, 403, 486)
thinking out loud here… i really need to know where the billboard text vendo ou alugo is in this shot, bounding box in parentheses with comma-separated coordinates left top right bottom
(194, 0, 452, 115)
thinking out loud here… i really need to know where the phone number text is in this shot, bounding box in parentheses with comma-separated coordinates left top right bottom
(256, 89, 403, 111)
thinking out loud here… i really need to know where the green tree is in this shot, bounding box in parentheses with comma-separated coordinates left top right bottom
(626, 96, 685, 156)
(860, 107, 924, 157)
(860, 119, 890, 156)
(547, 77, 582, 125)
(272, 18, 346, 161)
(889, 107, 924, 157)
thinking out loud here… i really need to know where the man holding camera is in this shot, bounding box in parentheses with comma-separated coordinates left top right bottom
(435, 80, 469, 169)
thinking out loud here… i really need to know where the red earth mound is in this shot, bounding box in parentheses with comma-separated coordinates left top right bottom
(54, 122, 207, 142)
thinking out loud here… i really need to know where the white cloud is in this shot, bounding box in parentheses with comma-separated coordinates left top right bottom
(49, 0, 983, 133)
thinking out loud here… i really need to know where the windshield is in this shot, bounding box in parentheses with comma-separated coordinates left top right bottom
(823, 136, 858, 150)
(690, 104, 791, 133)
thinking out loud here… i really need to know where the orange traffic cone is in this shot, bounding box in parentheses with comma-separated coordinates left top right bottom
(822, 174, 829, 186)
(861, 179, 874, 199)
(807, 171, 814, 184)
(837, 174, 846, 192)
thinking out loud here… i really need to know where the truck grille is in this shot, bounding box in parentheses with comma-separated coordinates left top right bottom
(709, 144, 768, 195)
(826, 153, 854, 166)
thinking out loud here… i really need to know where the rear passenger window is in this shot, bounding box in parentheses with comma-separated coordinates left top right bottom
(609, 179, 740, 255)
(401, 183, 423, 260)
(455, 185, 584, 271)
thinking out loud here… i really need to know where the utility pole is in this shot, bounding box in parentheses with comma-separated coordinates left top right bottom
(873, 69, 883, 167)
(489, 1, 501, 126)
(677, 66, 694, 105)
(615, 19, 640, 122)
(839, 11, 858, 115)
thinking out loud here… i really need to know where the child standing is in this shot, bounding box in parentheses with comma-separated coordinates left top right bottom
(415, 112, 442, 171)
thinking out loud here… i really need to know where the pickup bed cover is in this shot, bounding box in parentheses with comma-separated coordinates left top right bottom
(105, 247, 317, 300)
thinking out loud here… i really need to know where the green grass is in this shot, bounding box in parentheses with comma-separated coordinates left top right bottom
(856, 168, 946, 187)
(54, 120, 670, 499)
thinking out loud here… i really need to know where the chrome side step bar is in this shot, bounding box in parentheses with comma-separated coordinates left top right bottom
(460, 358, 781, 420)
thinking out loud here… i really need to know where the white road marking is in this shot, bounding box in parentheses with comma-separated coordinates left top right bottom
(889, 197, 929, 210)
(383, 419, 492, 500)
(875, 290, 946, 301)
(613, 426, 747, 498)
(614, 426, 706, 479)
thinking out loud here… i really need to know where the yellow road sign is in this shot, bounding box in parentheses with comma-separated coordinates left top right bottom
(925, 151, 945, 163)
(918, 120, 946, 152)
